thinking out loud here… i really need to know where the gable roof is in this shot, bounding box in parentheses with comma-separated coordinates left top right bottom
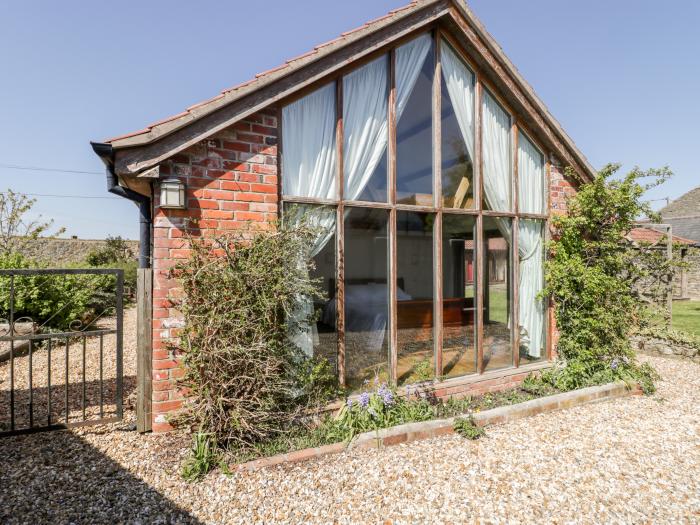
(98, 0, 596, 182)
(661, 217, 700, 244)
(628, 227, 697, 247)
(659, 186, 700, 218)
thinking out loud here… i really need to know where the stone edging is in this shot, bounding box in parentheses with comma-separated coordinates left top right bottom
(235, 382, 641, 471)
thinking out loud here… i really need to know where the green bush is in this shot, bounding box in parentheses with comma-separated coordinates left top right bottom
(453, 416, 485, 440)
(0, 252, 115, 331)
(543, 164, 675, 394)
(85, 236, 138, 296)
(173, 223, 339, 450)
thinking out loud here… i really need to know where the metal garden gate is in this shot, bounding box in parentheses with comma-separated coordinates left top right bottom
(0, 268, 124, 436)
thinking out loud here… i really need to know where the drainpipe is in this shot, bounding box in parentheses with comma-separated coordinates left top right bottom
(90, 142, 152, 269)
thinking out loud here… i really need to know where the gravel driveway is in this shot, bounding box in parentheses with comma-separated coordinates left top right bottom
(0, 354, 698, 524)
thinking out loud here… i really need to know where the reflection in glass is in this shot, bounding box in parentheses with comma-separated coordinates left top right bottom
(344, 207, 389, 389)
(483, 216, 512, 371)
(396, 38, 434, 205)
(396, 212, 434, 385)
(283, 203, 337, 370)
(518, 219, 546, 364)
(441, 214, 477, 378)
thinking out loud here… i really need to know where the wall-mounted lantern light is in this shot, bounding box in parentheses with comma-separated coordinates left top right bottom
(160, 178, 187, 209)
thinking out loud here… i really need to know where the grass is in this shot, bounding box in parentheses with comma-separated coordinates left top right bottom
(672, 300, 700, 338)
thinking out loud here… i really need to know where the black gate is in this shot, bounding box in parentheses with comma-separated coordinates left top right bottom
(0, 268, 123, 436)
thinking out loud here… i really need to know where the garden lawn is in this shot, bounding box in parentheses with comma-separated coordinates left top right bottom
(672, 300, 700, 338)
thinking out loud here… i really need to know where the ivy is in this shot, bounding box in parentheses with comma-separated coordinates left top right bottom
(541, 163, 676, 394)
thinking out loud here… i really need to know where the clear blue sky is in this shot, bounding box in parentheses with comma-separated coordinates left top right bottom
(1, 0, 698, 239)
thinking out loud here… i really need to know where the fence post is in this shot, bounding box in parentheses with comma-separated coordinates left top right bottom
(136, 268, 153, 433)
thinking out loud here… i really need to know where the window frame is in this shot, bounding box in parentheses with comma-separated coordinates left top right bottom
(278, 25, 552, 388)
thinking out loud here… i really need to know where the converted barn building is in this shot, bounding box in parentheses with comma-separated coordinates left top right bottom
(93, 0, 592, 431)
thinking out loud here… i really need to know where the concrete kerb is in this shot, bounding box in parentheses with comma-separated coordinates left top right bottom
(235, 381, 641, 471)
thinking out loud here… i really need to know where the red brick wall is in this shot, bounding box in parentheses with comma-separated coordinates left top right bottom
(547, 159, 580, 357)
(150, 108, 278, 432)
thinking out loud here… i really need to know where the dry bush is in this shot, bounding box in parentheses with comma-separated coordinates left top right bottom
(171, 224, 334, 450)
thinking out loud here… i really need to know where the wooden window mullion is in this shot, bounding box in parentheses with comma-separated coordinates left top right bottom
(433, 30, 443, 378)
(336, 80, 346, 386)
(388, 48, 398, 385)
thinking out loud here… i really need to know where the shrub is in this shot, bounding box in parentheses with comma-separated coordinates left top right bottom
(0, 252, 115, 331)
(453, 416, 485, 440)
(544, 164, 675, 394)
(85, 235, 134, 266)
(85, 236, 138, 296)
(172, 223, 338, 450)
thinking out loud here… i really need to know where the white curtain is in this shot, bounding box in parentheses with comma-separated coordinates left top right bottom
(343, 34, 431, 201)
(343, 56, 389, 201)
(518, 132, 545, 214)
(286, 205, 336, 357)
(440, 40, 475, 163)
(282, 82, 337, 200)
(281, 83, 338, 356)
(518, 220, 545, 358)
(396, 33, 432, 123)
(482, 92, 512, 241)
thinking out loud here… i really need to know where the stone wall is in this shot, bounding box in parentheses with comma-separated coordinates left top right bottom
(19, 238, 139, 265)
(675, 247, 700, 300)
(632, 335, 699, 363)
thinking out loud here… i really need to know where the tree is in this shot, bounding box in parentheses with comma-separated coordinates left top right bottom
(541, 163, 673, 393)
(0, 189, 64, 256)
(86, 236, 135, 266)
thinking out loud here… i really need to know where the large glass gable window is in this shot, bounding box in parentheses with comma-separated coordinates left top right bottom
(282, 31, 549, 390)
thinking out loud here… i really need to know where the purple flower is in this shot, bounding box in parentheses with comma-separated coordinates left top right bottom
(359, 392, 370, 408)
(611, 359, 619, 370)
(346, 398, 354, 408)
(377, 384, 394, 406)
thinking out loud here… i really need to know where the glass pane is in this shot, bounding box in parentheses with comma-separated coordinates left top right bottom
(483, 216, 513, 371)
(396, 211, 434, 385)
(517, 131, 546, 214)
(343, 55, 389, 203)
(440, 42, 475, 209)
(442, 214, 477, 378)
(518, 219, 546, 364)
(344, 207, 389, 389)
(482, 91, 512, 211)
(281, 82, 337, 199)
(283, 203, 338, 370)
(396, 38, 434, 205)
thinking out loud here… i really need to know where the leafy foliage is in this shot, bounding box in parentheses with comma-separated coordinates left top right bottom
(85, 235, 134, 266)
(453, 416, 485, 440)
(85, 235, 137, 297)
(0, 189, 64, 256)
(542, 164, 674, 394)
(181, 432, 220, 482)
(332, 380, 434, 440)
(0, 252, 117, 331)
(172, 223, 340, 450)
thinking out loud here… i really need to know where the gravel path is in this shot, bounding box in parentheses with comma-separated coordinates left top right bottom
(0, 307, 137, 432)
(0, 354, 698, 524)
